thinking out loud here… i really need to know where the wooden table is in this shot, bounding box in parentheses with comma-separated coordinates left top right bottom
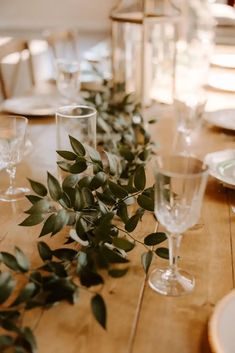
(0, 52, 235, 353)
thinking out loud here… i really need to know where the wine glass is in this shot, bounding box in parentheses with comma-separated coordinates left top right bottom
(56, 59, 81, 104)
(148, 155, 208, 296)
(0, 115, 30, 202)
(173, 95, 206, 156)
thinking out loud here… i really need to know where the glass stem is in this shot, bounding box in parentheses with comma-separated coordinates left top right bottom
(6, 165, 16, 194)
(167, 233, 182, 273)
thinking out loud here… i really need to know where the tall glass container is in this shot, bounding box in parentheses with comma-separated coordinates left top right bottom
(110, 0, 181, 108)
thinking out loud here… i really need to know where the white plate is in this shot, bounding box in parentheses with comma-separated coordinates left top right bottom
(205, 109, 235, 131)
(208, 73, 235, 93)
(0, 94, 59, 117)
(204, 149, 235, 189)
(211, 54, 235, 69)
(209, 289, 235, 353)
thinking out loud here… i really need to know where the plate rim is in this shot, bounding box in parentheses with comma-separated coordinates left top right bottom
(204, 149, 235, 188)
(205, 109, 235, 131)
(0, 94, 58, 116)
(208, 289, 235, 353)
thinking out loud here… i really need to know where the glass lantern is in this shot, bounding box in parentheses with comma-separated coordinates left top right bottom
(110, 0, 181, 108)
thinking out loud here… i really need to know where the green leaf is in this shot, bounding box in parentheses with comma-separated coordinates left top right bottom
(15, 247, 30, 272)
(90, 172, 107, 190)
(137, 194, 154, 212)
(112, 238, 135, 252)
(0, 252, 20, 271)
(26, 195, 42, 204)
(134, 165, 146, 190)
(62, 174, 79, 189)
(11, 282, 36, 306)
(47, 172, 62, 201)
(27, 179, 47, 197)
(116, 202, 129, 223)
(21, 326, 37, 352)
(81, 187, 94, 207)
(69, 161, 87, 174)
(39, 214, 56, 237)
(0, 272, 16, 304)
(91, 294, 106, 329)
(85, 144, 102, 164)
(108, 181, 128, 198)
(69, 135, 86, 156)
(104, 151, 120, 176)
(94, 212, 114, 242)
(74, 189, 84, 211)
(125, 214, 141, 232)
(155, 247, 169, 260)
(19, 214, 44, 227)
(108, 268, 128, 278)
(37, 241, 52, 261)
(118, 145, 134, 162)
(52, 209, 70, 236)
(80, 270, 104, 287)
(25, 199, 51, 215)
(144, 232, 167, 246)
(141, 251, 153, 273)
(101, 246, 128, 264)
(53, 248, 77, 261)
(56, 150, 77, 161)
(0, 335, 14, 348)
(75, 218, 89, 241)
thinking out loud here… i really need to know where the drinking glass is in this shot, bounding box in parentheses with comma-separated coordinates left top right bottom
(56, 105, 97, 181)
(173, 94, 206, 156)
(56, 59, 80, 104)
(0, 115, 30, 202)
(148, 155, 208, 296)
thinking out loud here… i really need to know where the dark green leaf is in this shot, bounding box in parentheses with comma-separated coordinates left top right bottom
(19, 214, 44, 227)
(47, 172, 62, 201)
(0, 252, 20, 271)
(108, 181, 128, 198)
(39, 214, 56, 237)
(52, 209, 70, 235)
(91, 294, 106, 329)
(41, 262, 67, 277)
(80, 270, 104, 287)
(112, 238, 135, 252)
(69, 135, 86, 156)
(27, 179, 47, 197)
(26, 195, 42, 204)
(56, 150, 77, 161)
(21, 326, 37, 352)
(125, 214, 141, 232)
(53, 248, 77, 261)
(101, 246, 128, 264)
(108, 268, 128, 278)
(134, 165, 146, 190)
(75, 218, 89, 241)
(62, 174, 79, 189)
(104, 151, 120, 175)
(37, 241, 52, 261)
(85, 144, 102, 164)
(0, 335, 14, 348)
(15, 247, 30, 272)
(69, 161, 87, 174)
(144, 232, 167, 246)
(0, 272, 16, 304)
(116, 202, 129, 223)
(90, 172, 107, 190)
(155, 247, 169, 260)
(81, 187, 94, 207)
(137, 194, 154, 212)
(141, 251, 153, 273)
(25, 199, 50, 215)
(11, 282, 36, 306)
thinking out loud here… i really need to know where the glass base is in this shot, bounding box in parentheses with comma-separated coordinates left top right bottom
(0, 186, 30, 202)
(148, 267, 195, 296)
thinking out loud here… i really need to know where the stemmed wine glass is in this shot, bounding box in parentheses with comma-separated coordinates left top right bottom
(148, 155, 208, 296)
(0, 115, 30, 202)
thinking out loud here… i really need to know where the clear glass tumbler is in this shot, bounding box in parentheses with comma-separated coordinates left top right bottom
(56, 105, 97, 180)
(148, 155, 208, 296)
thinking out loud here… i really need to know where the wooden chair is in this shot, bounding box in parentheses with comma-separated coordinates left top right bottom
(0, 38, 35, 99)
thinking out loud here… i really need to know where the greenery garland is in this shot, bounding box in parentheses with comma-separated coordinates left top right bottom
(0, 81, 168, 353)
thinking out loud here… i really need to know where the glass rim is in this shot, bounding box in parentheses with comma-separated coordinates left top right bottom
(0, 114, 28, 124)
(56, 105, 97, 119)
(154, 155, 209, 179)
